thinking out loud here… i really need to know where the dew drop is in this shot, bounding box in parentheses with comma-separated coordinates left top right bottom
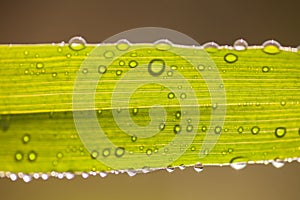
(159, 123, 165, 131)
(173, 125, 181, 134)
(36, 62, 44, 69)
(251, 126, 260, 135)
(65, 172, 75, 180)
(104, 51, 114, 58)
(99, 171, 108, 178)
(171, 65, 178, 70)
(66, 53, 71, 58)
(23, 174, 32, 183)
(24, 51, 29, 56)
(119, 60, 125, 66)
(214, 126, 222, 134)
(271, 158, 285, 168)
(280, 101, 286, 106)
(191, 146, 196, 151)
(167, 71, 173, 76)
(197, 64, 205, 71)
(91, 150, 99, 159)
(186, 125, 193, 132)
(126, 170, 137, 177)
(115, 147, 125, 157)
(180, 93, 187, 99)
(68, 36, 86, 51)
(233, 39, 248, 51)
(56, 152, 63, 159)
(82, 68, 88, 74)
(81, 172, 89, 179)
(98, 65, 107, 74)
(146, 149, 152, 156)
(201, 126, 207, 132)
(224, 53, 238, 63)
(168, 92, 175, 99)
(28, 151, 37, 161)
(202, 42, 219, 53)
(132, 108, 139, 115)
(154, 39, 173, 51)
(10, 173, 18, 181)
(116, 70, 123, 76)
(52, 72, 57, 77)
(262, 66, 270, 73)
(102, 148, 110, 157)
(129, 60, 138, 68)
(237, 126, 244, 134)
(193, 163, 204, 172)
(166, 165, 175, 173)
(230, 157, 247, 170)
(15, 151, 24, 161)
(131, 135, 137, 142)
(41, 174, 48, 180)
(175, 111, 181, 119)
(275, 127, 286, 138)
(262, 40, 281, 54)
(148, 59, 165, 76)
(116, 39, 131, 51)
(22, 134, 31, 144)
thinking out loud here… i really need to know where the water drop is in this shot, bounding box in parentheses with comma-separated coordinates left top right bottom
(99, 171, 108, 178)
(116, 70, 123, 76)
(168, 92, 175, 99)
(193, 163, 204, 172)
(68, 36, 86, 51)
(57, 47, 62, 53)
(104, 51, 114, 58)
(82, 68, 88, 74)
(167, 71, 173, 76)
(116, 39, 131, 51)
(166, 165, 175, 173)
(171, 65, 178, 70)
(214, 126, 222, 134)
(154, 39, 173, 51)
(280, 101, 286, 106)
(230, 157, 247, 170)
(91, 150, 99, 159)
(186, 125, 193, 132)
(262, 66, 270, 73)
(175, 111, 181, 119)
(197, 64, 205, 71)
(119, 60, 125, 66)
(36, 62, 44, 69)
(173, 125, 181, 134)
(159, 123, 165, 131)
(66, 53, 71, 58)
(52, 72, 57, 77)
(129, 60, 138, 68)
(191, 146, 196, 151)
(233, 39, 248, 51)
(146, 149, 152, 156)
(251, 126, 260, 135)
(15, 151, 24, 161)
(22, 134, 31, 144)
(41, 174, 48, 180)
(126, 170, 137, 177)
(201, 126, 207, 132)
(271, 159, 285, 168)
(24, 51, 29, 56)
(102, 148, 110, 157)
(148, 59, 165, 76)
(224, 53, 238, 63)
(28, 151, 37, 161)
(10, 173, 18, 181)
(132, 108, 139, 115)
(180, 93, 187, 99)
(23, 174, 32, 183)
(202, 42, 219, 53)
(131, 135, 137, 142)
(262, 40, 281, 54)
(56, 152, 63, 159)
(275, 127, 286, 138)
(65, 172, 75, 180)
(115, 147, 125, 157)
(237, 126, 244, 134)
(98, 65, 107, 74)
(81, 172, 89, 179)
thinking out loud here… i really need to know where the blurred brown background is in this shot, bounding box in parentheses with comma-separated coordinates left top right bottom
(0, 0, 299, 200)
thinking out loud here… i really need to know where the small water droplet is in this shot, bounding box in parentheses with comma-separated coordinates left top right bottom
(116, 39, 131, 51)
(146, 149, 152, 156)
(115, 147, 125, 157)
(193, 163, 204, 172)
(68, 36, 86, 51)
(56, 152, 63, 159)
(66, 53, 71, 58)
(251, 126, 260, 135)
(275, 127, 286, 138)
(167, 71, 173, 76)
(166, 165, 175, 173)
(186, 125, 193, 132)
(171, 65, 178, 70)
(197, 64, 205, 71)
(168, 92, 175, 99)
(36, 62, 44, 69)
(214, 126, 222, 134)
(203, 42, 219, 53)
(129, 60, 138, 68)
(52, 72, 57, 77)
(173, 125, 181, 134)
(175, 111, 181, 119)
(28, 151, 37, 161)
(280, 101, 286, 106)
(230, 157, 247, 170)
(24, 51, 29, 56)
(159, 123, 165, 131)
(191, 146, 196, 151)
(96, 65, 107, 74)
(82, 68, 88, 74)
(104, 51, 114, 58)
(102, 148, 110, 157)
(116, 70, 123, 76)
(41, 174, 48, 180)
(131, 135, 137, 142)
(180, 93, 187, 99)
(99, 171, 108, 178)
(22, 134, 31, 144)
(237, 126, 244, 134)
(154, 39, 173, 51)
(10, 173, 18, 181)
(201, 126, 207, 132)
(224, 53, 238, 63)
(15, 151, 24, 161)
(148, 59, 165, 76)
(271, 158, 285, 168)
(91, 150, 99, 159)
(262, 40, 281, 54)
(65, 172, 75, 180)
(262, 66, 270, 73)
(126, 170, 137, 177)
(233, 39, 248, 51)
(23, 174, 32, 183)
(132, 108, 139, 115)
(81, 172, 89, 179)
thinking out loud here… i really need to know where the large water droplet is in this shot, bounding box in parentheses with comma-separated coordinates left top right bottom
(68, 36, 86, 51)
(115, 147, 125, 157)
(251, 126, 260, 135)
(193, 163, 204, 172)
(262, 40, 281, 54)
(275, 127, 286, 138)
(22, 134, 31, 144)
(28, 151, 37, 161)
(154, 39, 173, 51)
(230, 157, 247, 170)
(148, 59, 165, 76)
(233, 39, 248, 51)
(271, 159, 285, 168)
(65, 172, 75, 180)
(10, 173, 18, 181)
(116, 39, 131, 51)
(126, 170, 137, 177)
(203, 42, 220, 53)
(224, 53, 238, 63)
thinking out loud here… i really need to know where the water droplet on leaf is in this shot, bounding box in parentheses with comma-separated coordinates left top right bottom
(68, 36, 86, 51)
(251, 126, 260, 135)
(22, 134, 31, 144)
(154, 39, 173, 51)
(262, 40, 281, 54)
(193, 163, 204, 172)
(28, 151, 37, 161)
(224, 53, 238, 63)
(275, 127, 286, 138)
(203, 42, 219, 53)
(98, 65, 107, 74)
(233, 39, 248, 51)
(129, 60, 138, 68)
(115, 147, 125, 157)
(148, 59, 165, 76)
(116, 39, 131, 51)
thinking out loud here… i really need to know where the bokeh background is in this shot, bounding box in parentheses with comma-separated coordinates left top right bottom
(0, 0, 299, 199)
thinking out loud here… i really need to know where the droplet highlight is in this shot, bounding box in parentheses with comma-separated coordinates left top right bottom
(68, 36, 86, 51)
(275, 127, 286, 138)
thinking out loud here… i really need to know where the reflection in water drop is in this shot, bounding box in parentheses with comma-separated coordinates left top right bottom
(262, 40, 281, 54)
